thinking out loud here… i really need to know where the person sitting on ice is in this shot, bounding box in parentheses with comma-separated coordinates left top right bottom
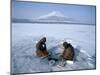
(61, 42, 75, 61)
(58, 42, 75, 66)
(36, 37, 49, 57)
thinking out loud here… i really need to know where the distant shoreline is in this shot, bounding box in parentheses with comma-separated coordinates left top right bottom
(12, 18, 95, 25)
(12, 21, 95, 26)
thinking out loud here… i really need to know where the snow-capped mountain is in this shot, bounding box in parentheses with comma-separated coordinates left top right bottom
(12, 11, 95, 25)
(37, 11, 65, 19)
(36, 11, 73, 22)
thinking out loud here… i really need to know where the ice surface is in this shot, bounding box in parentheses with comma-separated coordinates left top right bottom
(12, 23, 96, 74)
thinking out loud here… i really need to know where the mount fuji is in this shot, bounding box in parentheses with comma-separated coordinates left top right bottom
(12, 11, 95, 25)
(36, 11, 73, 22)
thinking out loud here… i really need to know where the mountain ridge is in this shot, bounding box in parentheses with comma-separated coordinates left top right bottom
(12, 11, 95, 25)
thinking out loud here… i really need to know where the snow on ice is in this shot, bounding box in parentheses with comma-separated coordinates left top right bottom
(11, 23, 96, 74)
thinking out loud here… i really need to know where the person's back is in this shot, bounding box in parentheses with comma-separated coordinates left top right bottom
(36, 37, 48, 57)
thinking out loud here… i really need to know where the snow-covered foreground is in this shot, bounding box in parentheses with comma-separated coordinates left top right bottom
(11, 23, 96, 74)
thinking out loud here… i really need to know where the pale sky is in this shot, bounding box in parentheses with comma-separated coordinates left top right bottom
(12, 0, 96, 24)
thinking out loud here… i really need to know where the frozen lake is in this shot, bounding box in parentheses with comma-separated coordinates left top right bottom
(12, 23, 96, 74)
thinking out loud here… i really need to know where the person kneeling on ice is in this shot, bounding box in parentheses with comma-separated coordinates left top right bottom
(58, 42, 75, 66)
(36, 37, 48, 57)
